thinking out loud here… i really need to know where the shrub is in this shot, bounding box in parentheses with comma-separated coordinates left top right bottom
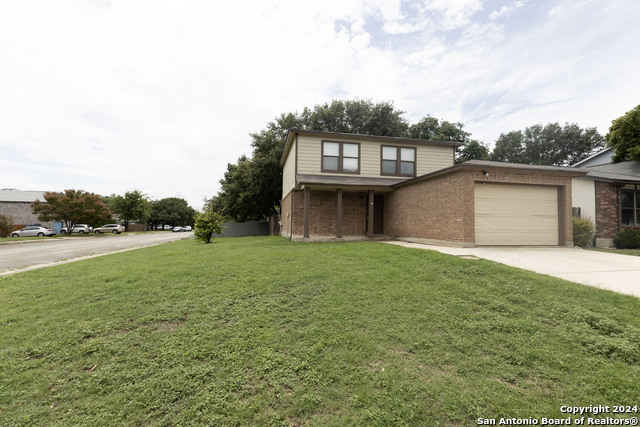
(613, 228, 640, 249)
(194, 210, 224, 244)
(0, 214, 15, 238)
(572, 217, 595, 247)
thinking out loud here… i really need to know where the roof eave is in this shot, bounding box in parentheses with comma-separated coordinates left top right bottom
(278, 130, 297, 168)
(394, 162, 588, 189)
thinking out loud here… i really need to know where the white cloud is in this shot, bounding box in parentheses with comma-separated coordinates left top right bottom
(490, 1, 526, 20)
(1, 0, 639, 208)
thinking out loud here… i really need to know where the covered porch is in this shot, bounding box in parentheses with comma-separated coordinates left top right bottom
(282, 174, 406, 241)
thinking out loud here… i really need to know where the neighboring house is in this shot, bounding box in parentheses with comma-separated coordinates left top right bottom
(572, 147, 614, 168)
(0, 188, 55, 229)
(572, 156, 640, 247)
(280, 130, 585, 246)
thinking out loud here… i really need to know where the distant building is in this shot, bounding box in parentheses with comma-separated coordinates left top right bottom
(572, 148, 640, 247)
(0, 188, 54, 228)
(572, 147, 614, 168)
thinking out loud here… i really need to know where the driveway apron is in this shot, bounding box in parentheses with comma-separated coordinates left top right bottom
(382, 241, 640, 298)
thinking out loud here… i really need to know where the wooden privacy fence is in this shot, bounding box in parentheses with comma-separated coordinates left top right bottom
(213, 222, 270, 237)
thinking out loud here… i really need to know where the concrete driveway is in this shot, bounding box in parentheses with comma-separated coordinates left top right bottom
(383, 241, 640, 298)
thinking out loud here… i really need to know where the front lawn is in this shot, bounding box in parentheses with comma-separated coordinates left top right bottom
(1, 237, 639, 425)
(590, 247, 640, 257)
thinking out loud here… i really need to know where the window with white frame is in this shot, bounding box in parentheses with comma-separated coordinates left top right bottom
(381, 146, 416, 176)
(322, 141, 360, 173)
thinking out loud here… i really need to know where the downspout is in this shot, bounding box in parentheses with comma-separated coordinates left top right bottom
(289, 191, 294, 241)
(289, 132, 298, 240)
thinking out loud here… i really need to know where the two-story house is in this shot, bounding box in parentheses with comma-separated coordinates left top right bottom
(280, 129, 585, 247)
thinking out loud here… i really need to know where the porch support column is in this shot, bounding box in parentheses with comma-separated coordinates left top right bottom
(336, 188, 343, 238)
(304, 187, 310, 239)
(367, 190, 374, 237)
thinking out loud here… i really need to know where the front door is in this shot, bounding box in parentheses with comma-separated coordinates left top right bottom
(373, 194, 384, 234)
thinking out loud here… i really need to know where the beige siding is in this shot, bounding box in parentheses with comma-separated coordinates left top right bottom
(282, 141, 296, 199)
(571, 177, 596, 221)
(297, 135, 321, 175)
(296, 135, 454, 178)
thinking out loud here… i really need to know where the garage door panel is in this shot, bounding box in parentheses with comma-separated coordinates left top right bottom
(474, 184, 558, 246)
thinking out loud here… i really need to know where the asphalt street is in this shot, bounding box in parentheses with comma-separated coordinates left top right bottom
(0, 232, 192, 275)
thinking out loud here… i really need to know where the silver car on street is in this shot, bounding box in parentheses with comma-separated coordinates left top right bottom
(11, 226, 57, 238)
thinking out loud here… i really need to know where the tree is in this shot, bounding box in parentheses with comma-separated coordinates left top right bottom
(607, 105, 640, 162)
(456, 140, 490, 164)
(491, 123, 605, 166)
(31, 189, 112, 232)
(194, 210, 224, 243)
(108, 190, 151, 232)
(407, 115, 481, 163)
(150, 197, 196, 229)
(491, 131, 527, 164)
(407, 115, 469, 142)
(0, 214, 15, 238)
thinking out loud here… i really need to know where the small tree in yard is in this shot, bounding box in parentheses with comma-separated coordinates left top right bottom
(572, 217, 595, 248)
(31, 189, 112, 232)
(194, 211, 224, 243)
(0, 214, 15, 238)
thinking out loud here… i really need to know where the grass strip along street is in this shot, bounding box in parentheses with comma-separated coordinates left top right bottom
(1, 237, 639, 425)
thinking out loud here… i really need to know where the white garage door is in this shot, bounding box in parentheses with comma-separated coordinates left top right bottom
(474, 183, 559, 245)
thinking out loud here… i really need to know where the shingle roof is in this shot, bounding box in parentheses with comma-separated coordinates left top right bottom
(296, 174, 407, 188)
(0, 188, 48, 202)
(580, 161, 640, 182)
(463, 160, 587, 173)
(394, 160, 587, 188)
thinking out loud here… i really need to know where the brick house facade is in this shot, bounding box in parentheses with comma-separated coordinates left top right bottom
(0, 189, 53, 229)
(571, 159, 640, 247)
(595, 181, 620, 241)
(280, 130, 585, 246)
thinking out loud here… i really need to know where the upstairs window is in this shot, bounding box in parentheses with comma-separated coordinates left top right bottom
(322, 141, 360, 173)
(381, 146, 416, 177)
(622, 184, 640, 226)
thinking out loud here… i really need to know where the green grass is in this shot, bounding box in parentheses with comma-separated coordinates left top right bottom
(1, 237, 639, 426)
(589, 247, 640, 257)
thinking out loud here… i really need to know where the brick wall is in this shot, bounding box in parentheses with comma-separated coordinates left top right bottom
(385, 167, 575, 245)
(342, 192, 367, 235)
(287, 189, 367, 238)
(595, 181, 619, 239)
(0, 202, 53, 228)
(283, 166, 576, 245)
(281, 191, 292, 237)
(385, 170, 474, 243)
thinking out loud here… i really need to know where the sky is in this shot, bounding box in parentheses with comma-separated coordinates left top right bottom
(1, 0, 639, 209)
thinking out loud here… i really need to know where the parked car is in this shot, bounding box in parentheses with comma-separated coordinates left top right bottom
(172, 226, 185, 232)
(183, 226, 192, 232)
(60, 224, 93, 234)
(94, 224, 125, 234)
(11, 226, 57, 238)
